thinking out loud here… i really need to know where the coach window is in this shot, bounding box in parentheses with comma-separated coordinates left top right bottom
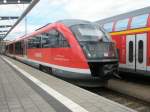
(58, 31, 70, 47)
(9, 44, 14, 54)
(115, 19, 129, 31)
(15, 41, 23, 55)
(41, 30, 58, 48)
(42, 29, 69, 48)
(28, 35, 41, 48)
(41, 33, 50, 48)
(131, 14, 149, 29)
(103, 22, 113, 32)
(48, 30, 59, 48)
(28, 38, 33, 48)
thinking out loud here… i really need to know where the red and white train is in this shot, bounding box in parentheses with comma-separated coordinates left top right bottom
(97, 7, 150, 76)
(6, 19, 118, 86)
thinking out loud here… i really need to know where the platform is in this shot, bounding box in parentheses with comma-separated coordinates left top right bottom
(0, 55, 136, 112)
(0, 56, 59, 112)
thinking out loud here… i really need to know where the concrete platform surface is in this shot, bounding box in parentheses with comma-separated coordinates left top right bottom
(2, 56, 137, 112)
(0, 56, 70, 112)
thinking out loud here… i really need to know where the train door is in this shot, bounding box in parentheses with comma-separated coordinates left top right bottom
(126, 35, 136, 69)
(126, 33, 147, 71)
(136, 33, 147, 71)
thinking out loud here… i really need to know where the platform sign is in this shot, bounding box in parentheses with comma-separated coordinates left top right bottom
(0, 34, 5, 35)
(0, 25, 12, 28)
(0, 16, 18, 20)
(0, 0, 31, 4)
(0, 31, 8, 33)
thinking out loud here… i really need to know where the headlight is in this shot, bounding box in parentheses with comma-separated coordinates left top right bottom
(87, 52, 92, 57)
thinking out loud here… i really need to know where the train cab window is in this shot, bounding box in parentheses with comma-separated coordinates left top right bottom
(41, 29, 69, 48)
(103, 22, 113, 32)
(131, 14, 149, 29)
(28, 35, 41, 48)
(115, 19, 129, 31)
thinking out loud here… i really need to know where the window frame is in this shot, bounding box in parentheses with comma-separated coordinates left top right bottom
(27, 29, 70, 49)
(15, 41, 23, 54)
(28, 35, 42, 49)
(130, 14, 149, 29)
(41, 29, 70, 48)
(103, 22, 114, 32)
(115, 18, 129, 31)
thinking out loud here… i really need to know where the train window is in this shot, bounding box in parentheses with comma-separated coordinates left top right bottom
(103, 22, 113, 32)
(58, 32, 70, 47)
(138, 40, 143, 63)
(129, 41, 133, 63)
(15, 41, 23, 55)
(71, 24, 109, 42)
(41, 29, 69, 48)
(41, 33, 50, 48)
(28, 35, 41, 48)
(115, 19, 129, 31)
(131, 14, 149, 29)
(49, 30, 60, 48)
(9, 44, 14, 54)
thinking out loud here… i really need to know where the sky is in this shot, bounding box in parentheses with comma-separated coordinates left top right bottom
(1, 0, 150, 40)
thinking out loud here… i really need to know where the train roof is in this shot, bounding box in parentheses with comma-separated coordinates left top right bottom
(57, 19, 91, 27)
(8, 19, 93, 45)
(96, 6, 150, 25)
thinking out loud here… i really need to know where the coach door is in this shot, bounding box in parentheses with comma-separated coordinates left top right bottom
(136, 33, 147, 71)
(126, 35, 136, 69)
(126, 33, 147, 71)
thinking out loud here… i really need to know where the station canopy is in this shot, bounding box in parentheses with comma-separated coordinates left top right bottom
(0, 0, 38, 40)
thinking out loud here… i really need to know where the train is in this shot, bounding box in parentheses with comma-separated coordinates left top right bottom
(96, 6, 150, 77)
(6, 19, 118, 87)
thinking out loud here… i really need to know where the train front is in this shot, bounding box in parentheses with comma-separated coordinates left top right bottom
(70, 23, 118, 81)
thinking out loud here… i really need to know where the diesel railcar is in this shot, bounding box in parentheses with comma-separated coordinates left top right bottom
(6, 19, 118, 87)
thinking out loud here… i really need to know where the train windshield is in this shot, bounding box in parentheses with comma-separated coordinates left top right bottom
(70, 24, 117, 59)
(70, 24, 110, 42)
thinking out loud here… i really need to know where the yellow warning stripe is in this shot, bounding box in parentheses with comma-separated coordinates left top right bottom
(110, 27, 150, 36)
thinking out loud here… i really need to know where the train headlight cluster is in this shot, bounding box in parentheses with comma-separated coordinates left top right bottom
(82, 42, 117, 59)
(83, 46, 99, 58)
(82, 46, 93, 58)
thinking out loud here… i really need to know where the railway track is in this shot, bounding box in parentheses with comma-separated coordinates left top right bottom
(85, 87, 150, 112)
(40, 66, 150, 112)
(36, 65, 150, 112)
